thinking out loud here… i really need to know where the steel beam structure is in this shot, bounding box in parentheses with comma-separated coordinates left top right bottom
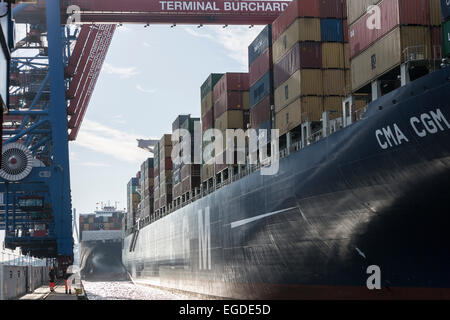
(14, 0, 289, 25)
(0, 1, 77, 263)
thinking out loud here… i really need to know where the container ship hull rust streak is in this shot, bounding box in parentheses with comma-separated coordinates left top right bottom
(123, 67, 450, 299)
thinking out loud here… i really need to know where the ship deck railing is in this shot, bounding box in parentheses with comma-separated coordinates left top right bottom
(133, 125, 330, 231)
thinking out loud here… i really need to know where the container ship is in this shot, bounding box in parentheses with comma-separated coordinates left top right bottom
(122, 0, 450, 299)
(79, 205, 127, 280)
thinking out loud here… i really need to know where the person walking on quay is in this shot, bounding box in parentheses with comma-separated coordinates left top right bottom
(49, 266, 56, 292)
(64, 270, 73, 294)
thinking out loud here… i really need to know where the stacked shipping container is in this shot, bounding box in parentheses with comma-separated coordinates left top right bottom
(213, 73, 250, 175)
(79, 211, 123, 233)
(348, 0, 443, 91)
(180, 116, 201, 199)
(248, 25, 274, 146)
(272, 0, 350, 136)
(125, 175, 140, 231)
(172, 115, 190, 201)
(159, 134, 173, 211)
(139, 158, 154, 221)
(201, 74, 223, 184)
(443, 0, 450, 57)
(153, 142, 160, 213)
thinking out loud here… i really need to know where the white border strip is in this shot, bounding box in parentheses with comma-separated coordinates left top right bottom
(230, 206, 298, 229)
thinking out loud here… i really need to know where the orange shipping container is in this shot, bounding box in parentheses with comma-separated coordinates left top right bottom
(429, 0, 442, 26)
(275, 96, 324, 135)
(322, 43, 346, 69)
(202, 164, 215, 182)
(274, 69, 323, 113)
(350, 26, 431, 91)
(273, 18, 321, 63)
(323, 69, 346, 96)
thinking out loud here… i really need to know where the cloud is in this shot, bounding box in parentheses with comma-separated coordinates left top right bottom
(136, 85, 157, 94)
(102, 63, 140, 78)
(142, 42, 152, 47)
(74, 119, 154, 163)
(78, 162, 113, 168)
(183, 25, 265, 67)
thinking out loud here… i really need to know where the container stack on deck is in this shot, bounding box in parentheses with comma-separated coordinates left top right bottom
(200, 73, 224, 189)
(153, 142, 160, 218)
(272, 0, 349, 139)
(213, 73, 250, 181)
(180, 116, 201, 202)
(79, 211, 123, 233)
(125, 174, 140, 232)
(349, 0, 442, 94)
(138, 158, 154, 226)
(442, 0, 450, 57)
(248, 25, 274, 154)
(159, 134, 173, 214)
(172, 115, 190, 204)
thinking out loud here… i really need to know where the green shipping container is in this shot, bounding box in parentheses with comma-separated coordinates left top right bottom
(181, 117, 200, 133)
(444, 20, 450, 58)
(201, 74, 224, 100)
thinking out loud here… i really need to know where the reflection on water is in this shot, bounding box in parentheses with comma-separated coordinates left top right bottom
(82, 281, 195, 300)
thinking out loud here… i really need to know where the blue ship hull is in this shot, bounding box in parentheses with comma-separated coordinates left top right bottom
(123, 67, 450, 299)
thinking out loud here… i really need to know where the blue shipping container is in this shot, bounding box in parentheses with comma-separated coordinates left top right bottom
(442, 0, 450, 21)
(248, 25, 272, 66)
(250, 71, 273, 107)
(320, 19, 343, 42)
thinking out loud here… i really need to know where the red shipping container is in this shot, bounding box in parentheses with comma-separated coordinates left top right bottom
(214, 91, 245, 119)
(213, 73, 249, 102)
(274, 42, 322, 88)
(249, 48, 273, 87)
(431, 26, 442, 59)
(160, 157, 173, 172)
(349, 0, 430, 59)
(250, 95, 272, 128)
(319, 0, 345, 18)
(343, 19, 349, 43)
(272, 0, 320, 42)
(202, 107, 214, 132)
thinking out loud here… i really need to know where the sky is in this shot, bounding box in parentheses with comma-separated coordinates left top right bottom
(70, 24, 265, 215)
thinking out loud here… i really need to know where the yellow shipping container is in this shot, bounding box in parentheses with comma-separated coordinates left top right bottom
(345, 70, 351, 94)
(322, 43, 345, 69)
(159, 147, 172, 159)
(324, 96, 344, 119)
(214, 110, 245, 132)
(160, 170, 173, 182)
(430, 0, 442, 26)
(242, 91, 250, 110)
(202, 164, 215, 182)
(351, 26, 431, 91)
(347, 0, 381, 25)
(201, 92, 214, 115)
(275, 96, 323, 135)
(344, 43, 350, 69)
(274, 69, 323, 113)
(323, 69, 346, 96)
(273, 18, 321, 63)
